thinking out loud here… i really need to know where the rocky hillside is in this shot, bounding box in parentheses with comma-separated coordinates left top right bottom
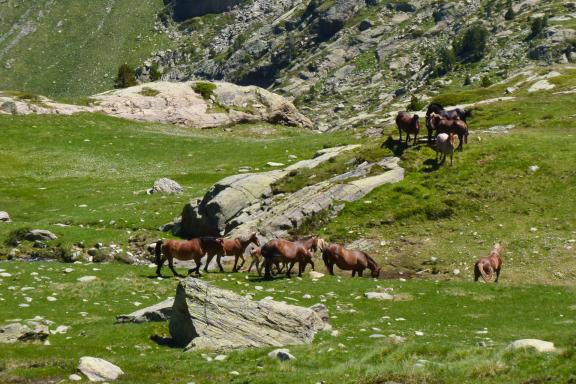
(142, 0, 575, 130)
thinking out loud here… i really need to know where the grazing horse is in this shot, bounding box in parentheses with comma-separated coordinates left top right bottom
(474, 243, 503, 282)
(396, 112, 420, 146)
(429, 113, 469, 151)
(426, 103, 472, 143)
(155, 238, 212, 277)
(261, 239, 314, 280)
(208, 233, 260, 272)
(321, 242, 381, 278)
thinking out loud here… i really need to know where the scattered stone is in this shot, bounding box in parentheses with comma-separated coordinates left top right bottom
(0, 323, 49, 344)
(415, 331, 424, 336)
(530, 227, 538, 233)
(151, 178, 183, 194)
(69, 374, 82, 381)
(116, 298, 174, 323)
(309, 271, 325, 279)
(268, 348, 296, 361)
(51, 325, 69, 334)
(78, 356, 124, 382)
(330, 330, 339, 337)
(25, 230, 57, 241)
(229, 371, 240, 376)
(364, 292, 394, 300)
(266, 162, 285, 167)
(0, 211, 11, 222)
(508, 339, 556, 353)
(0, 272, 11, 277)
(529, 165, 540, 172)
(369, 334, 386, 338)
(47, 296, 57, 302)
(387, 334, 406, 344)
(77, 276, 97, 283)
(64, 268, 75, 273)
(169, 278, 329, 351)
(453, 269, 461, 276)
(214, 354, 227, 361)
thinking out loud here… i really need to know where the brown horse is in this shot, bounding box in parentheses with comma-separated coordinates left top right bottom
(155, 238, 216, 277)
(321, 242, 381, 278)
(248, 246, 284, 276)
(261, 239, 314, 280)
(429, 113, 469, 151)
(396, 112, 420, 146)
(285, 235, 320, 274)
(207, 233, 260, 272)
(474, 243, 503, 282)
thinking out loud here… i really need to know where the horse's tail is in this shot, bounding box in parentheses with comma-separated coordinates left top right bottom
(155, 240, 163, 266)
(478, 262, 493, 282)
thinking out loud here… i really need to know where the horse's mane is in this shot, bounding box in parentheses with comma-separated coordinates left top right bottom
(362, 252, 378, 269)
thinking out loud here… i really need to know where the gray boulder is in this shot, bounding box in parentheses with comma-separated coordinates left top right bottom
(78, 357, 124, 382)
(507, 339, 556, 353)
(0, 211, 11, 222)
(151, 178, 183, 194)
(169, 278, 329, 351)
(0, 323, 49, 344)
(25, 229, 57, 241)
(268, 348, 296, 361)
(116, 298, 174, 323)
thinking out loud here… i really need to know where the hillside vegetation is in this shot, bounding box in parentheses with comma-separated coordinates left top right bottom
(0, 0, 171, 97)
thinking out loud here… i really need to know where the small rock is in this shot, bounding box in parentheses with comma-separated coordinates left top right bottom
(453, 269, 460, 276)
(388, 334, 406, 344)
(0, 272, 12, 277)
(47, 296, 57, 302)
(330, 330, 340, 337)
(415, 331, 424, 336)
(25, 230, 57, 241)
(508, 339, 556, 353)
(309, 271, 325, 279)
(64, 268, 74, 273)
(303, 294, 312, 299)
(78, 356, 124, 382)
(364, 292, 394, 300)
(369, 334, 386, 338)
(77, 276, 97, 283)
(529, 165, 539, 172)
(214, 354, 227, 361)
(229, 371, 240, 376)
(530, 227, 538, 233)
(0, 211, 11, 222)
(268, 348, 296, 361)
(150, 178, 183, 194)
(69, 374, 82, 381)
(266, 162, 285, 167)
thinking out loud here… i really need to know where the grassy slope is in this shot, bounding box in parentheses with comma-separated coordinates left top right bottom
(0, 0, 170, 98)
(0, 114, 352, 247)
(1, 263, 576, 384)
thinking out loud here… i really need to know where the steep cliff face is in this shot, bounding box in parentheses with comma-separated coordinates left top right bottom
(171, 0, 245, 21)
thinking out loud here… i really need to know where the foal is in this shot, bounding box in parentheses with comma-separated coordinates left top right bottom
(474, 243, 503, 282)
(205, 233, 260, 273)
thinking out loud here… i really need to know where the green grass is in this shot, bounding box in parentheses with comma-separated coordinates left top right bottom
(0, 0, 171, 98)
(1, 263, 576, 383)
(0, 113, 352, 250)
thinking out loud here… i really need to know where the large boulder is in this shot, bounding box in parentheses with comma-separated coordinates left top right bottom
(179, 145, 360, 237)
(169, 278, 329, 351)
(78, 357, 124, 382)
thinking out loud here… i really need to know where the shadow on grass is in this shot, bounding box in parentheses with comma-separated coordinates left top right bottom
(150, 334, 186, 349)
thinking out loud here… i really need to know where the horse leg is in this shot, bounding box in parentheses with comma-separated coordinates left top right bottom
(238, 255, 246, 271)
(458, 134, 464, 152)
(495, 267, 501, 283)
(215, 254, 224, 272)
(414, 131, 418, 145)
(168, 256, 182, 278)
(450, 152, 453, 166)
(405, 133, 409, 146)
(474, 264, 481, 282)
(352, 270, 356, 277)
(398, 127, 402, 144)
(298, 262, 303, 277)
(359, 269, 364, 277)
(156, 256, 166, 277)
(264, 259, 273, 280)
(204, 253, 213, 273)
(328, 262, 335, 275)
(232, 255, 239, 272)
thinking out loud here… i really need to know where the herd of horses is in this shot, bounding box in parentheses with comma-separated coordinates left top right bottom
(155, 234, 381, 280)
(153, 102, 507, 283)
(396, 102, 472, 152)
(154, 233, 502, 282)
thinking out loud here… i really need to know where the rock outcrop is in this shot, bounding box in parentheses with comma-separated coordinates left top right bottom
(171, 0, 244, 21)
(25, 229, 57, 241)
(78, 357, 124, 382)
(0, 322, 49, 344)
(180, 145, 360, 237)
(0, 211, 11, 222)
(169, 278, 329, 351)
(0, 81, 313, 129)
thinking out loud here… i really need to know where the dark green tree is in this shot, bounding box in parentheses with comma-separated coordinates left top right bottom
(115, 64, 137, 88)
(453, 24, 489, 62)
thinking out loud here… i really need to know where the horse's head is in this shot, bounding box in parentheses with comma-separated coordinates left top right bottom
(371, 267, 382, 278)
(412, 114, 420, 130)
(448, 132, 456, 146)
(216, 238, 225, 246)
(249, 233, 260, 246)
(250, 247, 261, 256)
(317, 238, 328, 252)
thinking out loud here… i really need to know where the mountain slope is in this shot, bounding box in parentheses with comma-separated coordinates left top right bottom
(0, 0, 171, 97)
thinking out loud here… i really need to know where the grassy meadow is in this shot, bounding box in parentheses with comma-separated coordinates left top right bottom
(1, 66, 576, 383)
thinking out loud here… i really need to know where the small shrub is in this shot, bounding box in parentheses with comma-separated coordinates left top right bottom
(453, 24, 489, 62)
(407, 95, 425, 111)
(481, 75, 493, 88)
(193, 82, 217, 100)
(504, 5, 515, 20)
(115, 64, 137, 89)
(139, 87, 160, 97)
(149, 63, 162, 81)
(435, 48, 457, 76)
(464, 74, 472, 85)
(5, 227, 31, 246)
(528, 15, 548, 40)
